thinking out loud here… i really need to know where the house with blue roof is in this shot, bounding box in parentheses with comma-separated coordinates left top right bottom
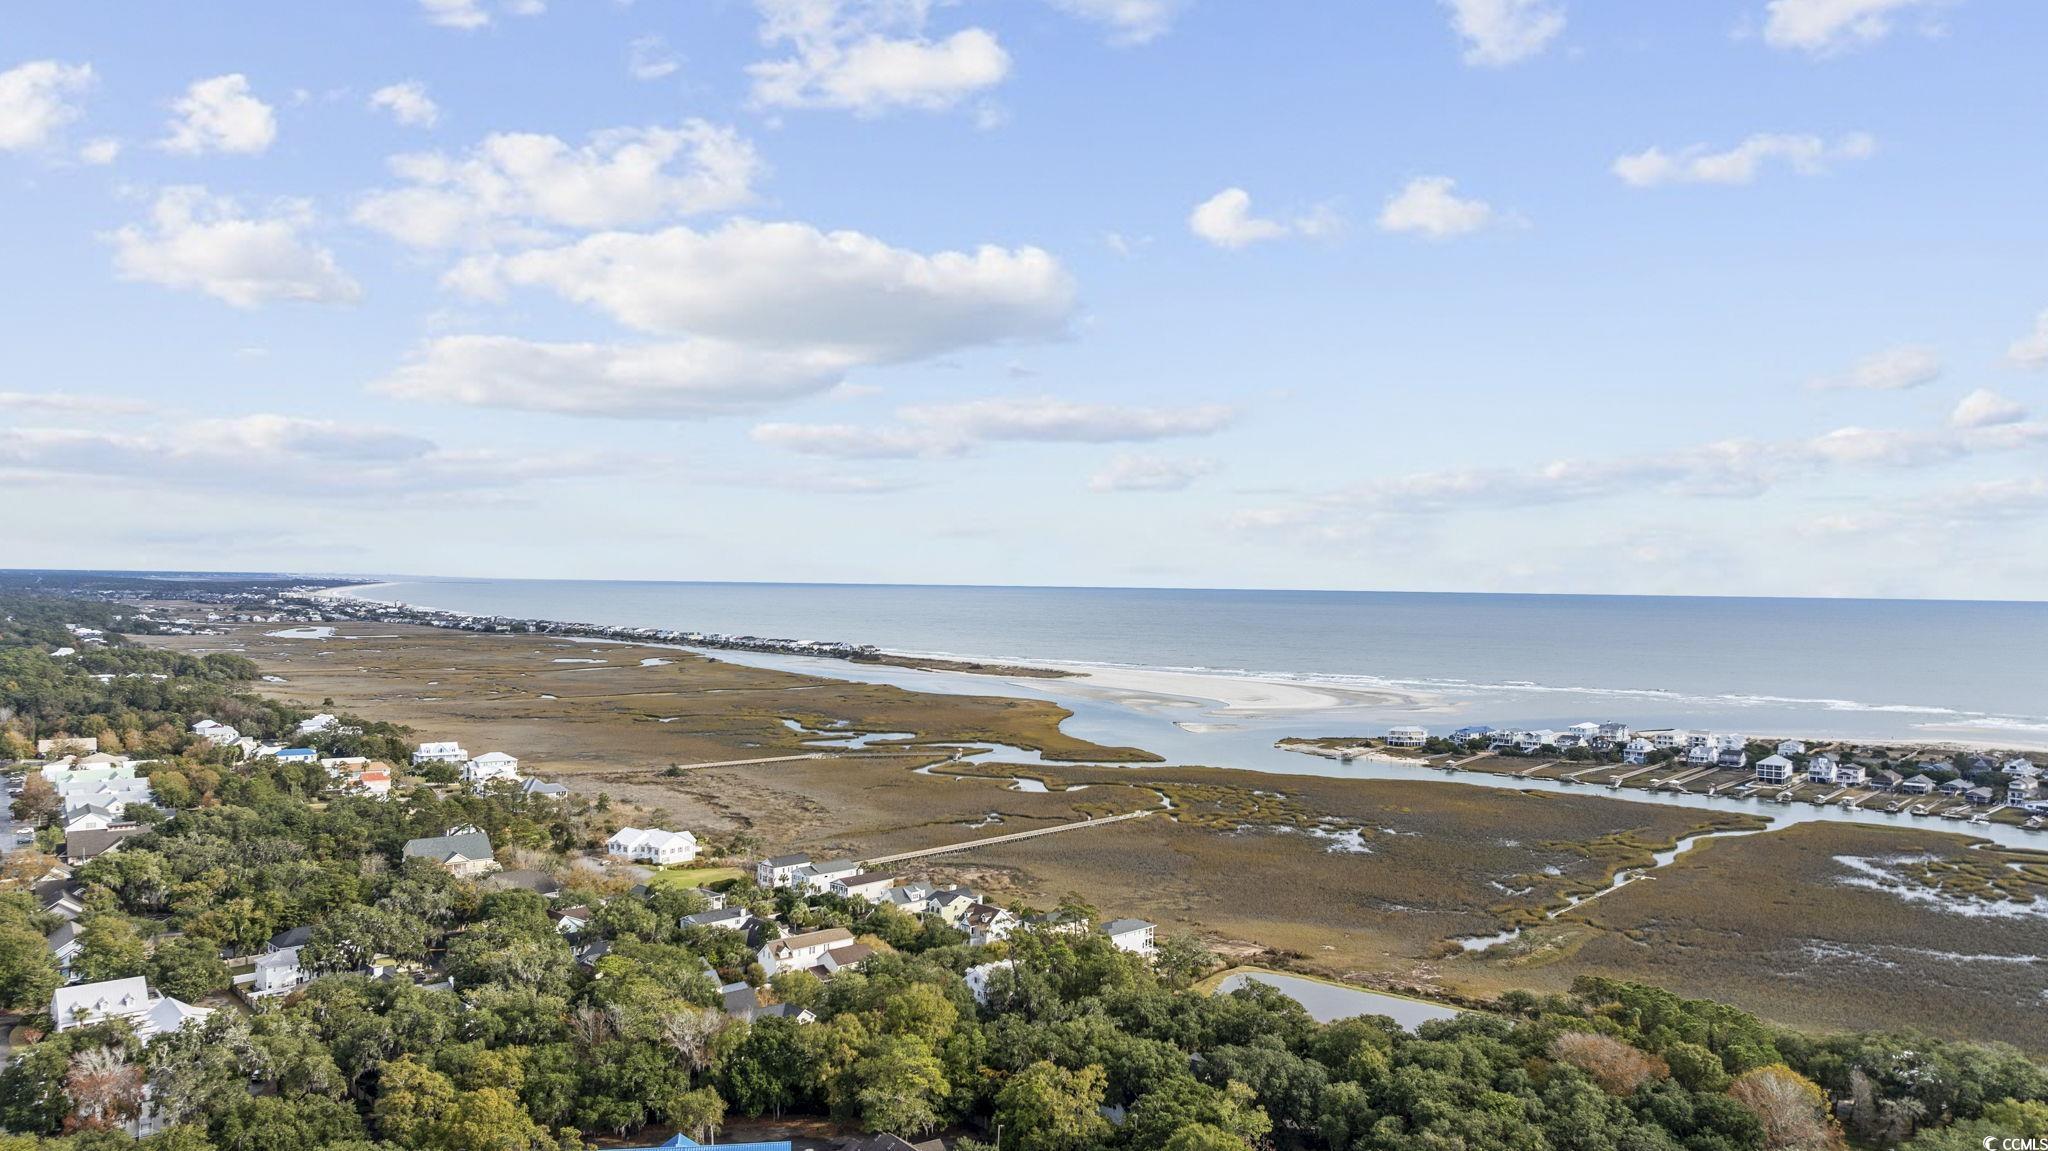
(275, 747, 318, 764)
(610, 1130, 786, 1138)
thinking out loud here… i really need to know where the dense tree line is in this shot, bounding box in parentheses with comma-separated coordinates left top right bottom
(0, 591, 2043, 1150)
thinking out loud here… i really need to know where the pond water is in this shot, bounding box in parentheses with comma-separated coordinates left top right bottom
(1216, 971, 1463, 1030)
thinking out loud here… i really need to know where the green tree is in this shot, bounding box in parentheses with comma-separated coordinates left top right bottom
(0, 915, 62, 1014)
(1151, 932, 1216, 988)
(853, 1035, 951, 1136)
(148, 935, 230, 1002)
(73, 913, 148, 983)
(993, 1060, 1110, 1151)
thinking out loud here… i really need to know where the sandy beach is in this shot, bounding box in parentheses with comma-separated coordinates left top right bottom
(987, 661, 1442, 720)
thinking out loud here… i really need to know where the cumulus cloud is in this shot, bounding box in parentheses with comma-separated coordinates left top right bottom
(2009, 309, 2048, 370)
(0, 60, 94, 152)
(78, 137, 121, 164)
(374, 335, 857, 418)
(0, 391, 153, 417)
(160, 74, 276, 155)
(1806, 344, 1941, 390)
(1188, 188, 1340, 249)
(448, 218, 1074, 356)
(0, 412, 573, 498)
(754, 396, 1237, 459)
(1439, 0, 1566, 66)
(747, 0, 1011, 115)
(1613, 132, 1875, 187)
(419, 0, 545, 30)
(354, 120, 760, 249)
(387, 220, 1074, 417)
(1950, 388, 2026, 429)
(108, 186, 361, 308)
(1762, 0, 1948, 55)
(368, 81, 439, 128)
(1376, 176, 1498, 238)
(1049, 0, 1182, 45)
(1089, 453, 1218, 492)
(629, 35, 682, 81)
(1232, 416, 2048, 541)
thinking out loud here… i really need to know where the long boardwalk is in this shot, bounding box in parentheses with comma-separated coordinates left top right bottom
(862, 809, 1157, 866)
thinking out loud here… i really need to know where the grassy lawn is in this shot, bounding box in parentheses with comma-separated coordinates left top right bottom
(646, 866, 746, 890)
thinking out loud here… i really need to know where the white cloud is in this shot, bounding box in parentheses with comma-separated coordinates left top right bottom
(2009, 309, 2048, 370)
(0, 60, 94, 152)
(1233, 416, 2048, 540)
(108, 186, 361, 308)
(1950, 388, 2026, 429)
(748, 0, 1011, 115)
(449, 218, 1075, 358)
(1806, 344, 1941, 390)
(78, 137, 121, 164)
(0, 391, 152, 416)
(1187, 188, 1340, 249)
(1376, 176, 1498, 238)
(1049, 0, 1182, 45)
(1613, 132, 1875, 187)
(355, 120, 760, 249)
(629, 35, 682, 81)
(368, 81, 439, 128)
(419, 0, 545, 29)
(1762, 0, 1947, 55)
(160, 74, 276, 155)
(1439, 0, 1566, 67)
(754, 396, 1237, 459)
(387, 221, 1074, 417)
(374, 335, 856, 418)
(1089, 453, 1218, 492)
(0, 412, 570, 498)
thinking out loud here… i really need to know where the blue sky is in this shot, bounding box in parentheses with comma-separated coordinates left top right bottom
(3, 0, 2046, 598)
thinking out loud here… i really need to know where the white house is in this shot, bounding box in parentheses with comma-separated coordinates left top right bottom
(191, 721, 240, 747)
(1714, 733, 1747, 753)
(2005, 758, 2038, 778)
(411, 741, 468, 766)
(961, 902, 1019, 946)
(1806, 754, 1837, 783)
(62, 805, 123, 834)
(1384, 726, 1429, 748)
(346, 766, 393, 799)
(1622, 738, 1653, 765)
(1686, 744, 1718, 766)
(606, 827, 699, 865)
(1754, 755, 1796, 785)
(462, 752, 521, 787)
(964, 960, 1014, 1006)
(1898, 775, 1936, 795)
(1515, 730, 1559, 751)
(680, 906, 757, 934)
(757, 854, 812, 888)
(1596, 722, 1632, 741)
(831, 872, 899, 903)
(1833, 760, 1867, 787)
(795, 860, 861, 895)
(275, 748, 318, 765)
(886, 882, 937, 915)
(519, 778, 568, 799)
(1777, 740, 1807, 757)
(757, 927, 857, 977)
(1651, 731, 1691, 751)
(297, 714, 339, 736)
(51, 977, 211, 1039)
(241, 928, 312, 1000)
(1567, 722, 1600, 740)
(1100, 919, 1157, 957)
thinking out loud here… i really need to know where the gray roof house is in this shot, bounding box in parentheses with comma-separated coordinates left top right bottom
(402, 830, 498, 878)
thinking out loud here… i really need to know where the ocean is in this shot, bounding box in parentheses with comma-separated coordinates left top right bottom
(334, 578, 2048, 749)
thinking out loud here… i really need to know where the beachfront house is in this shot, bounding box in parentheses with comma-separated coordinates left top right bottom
(831, 872, 899, 903)
(1567, 722, 1600, 741)
(1716, 749, 1748, 770)
(462, 752, 521, 786)
(1385, 725, 1429, 747)
(412, 740, 468, 766)
(1622, 738, 1654, 765)
(1101, 918, 1158, 957)
(757, 854, 812, 888)
(1834, 760, 1867, 787)
(52, 977, 211, 1039)
(2008, 777, 2038, 804)
(2005, 758, 2038, 777)
(1515, 730, 1558, 751)
(1806, 754, 1837, 783)
(1686, 744, 1718, 767)
(1899, 774, 1936, 795)
(1651, 731, 1691, 751)
(606, 827, 699, 865)
(1754, 755, 1797, 785)
(1553, 734, 1584, 751)
(1777, 739, 1807, 757)
(1714, 733, 1747, 753)
(1597, 722, 1632, 741)
(1451, 725, 1494, 743)
(402, 829, 498, 878)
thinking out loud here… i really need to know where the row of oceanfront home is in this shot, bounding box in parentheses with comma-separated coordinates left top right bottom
(1375, 723, 2046, 814)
